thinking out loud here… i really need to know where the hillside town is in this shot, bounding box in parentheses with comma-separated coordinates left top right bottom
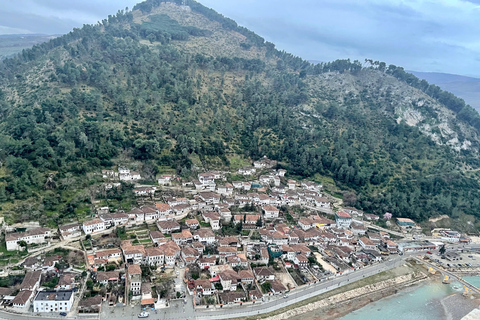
(0, 157, 475, 318)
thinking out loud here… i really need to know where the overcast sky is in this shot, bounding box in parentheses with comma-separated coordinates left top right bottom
(1, 0, 479, 77)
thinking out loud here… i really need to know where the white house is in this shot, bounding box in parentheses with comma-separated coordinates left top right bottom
(59, 223, 81, 240)
(202, 212, 221, 230)
(238, 167, 256, 176)
(12, 290, 34, 309)
(82, 219, 106, 235)
(359, 237, 377, 251)
(194, 279, 214, 296)
(193, 228, 216, 245)
(144, 247, 165, 266)
(315, 197, 330, 208)
(128, 264, 142, 296)
(262, 206, 280, 219)
(33, 290, 75, 313)
(158, 175, 174, 185)
(119, 168, 141, 181)
(6, 228, 52, 251)
(198, 172, 216, 185)
(335, 212, 352, 229)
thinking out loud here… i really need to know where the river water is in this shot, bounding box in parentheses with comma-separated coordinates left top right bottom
(341, 279, 477, 320)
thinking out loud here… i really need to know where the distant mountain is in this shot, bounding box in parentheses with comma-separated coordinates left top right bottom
(1, 0, 480, 230)
(408, 71, 480, 111)
(0, 34, 57, 60)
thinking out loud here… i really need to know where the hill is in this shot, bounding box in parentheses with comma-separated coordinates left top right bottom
(1, 0, 480, 231)
(408, 71, 480, 112)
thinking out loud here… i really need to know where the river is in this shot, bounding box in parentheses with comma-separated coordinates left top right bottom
(341, 279, 479, 320)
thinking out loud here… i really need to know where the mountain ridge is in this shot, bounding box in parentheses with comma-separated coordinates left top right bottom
(1, 0, 480, 231)
(408, 70, 480, 111)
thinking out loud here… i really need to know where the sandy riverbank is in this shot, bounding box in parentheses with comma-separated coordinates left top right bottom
(256, 264, 426, 320)
(287, 277, 427, 320)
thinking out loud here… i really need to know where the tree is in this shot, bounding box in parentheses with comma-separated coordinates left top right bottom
(261, 282, 271, 293)
(439, 245, 446, 255)
(0, 185, 7, 202)
(18, 240, 27, 250)
(256, 217, 263, 228)
(86, 280, 94, 290)
(343, 192, 357, 207)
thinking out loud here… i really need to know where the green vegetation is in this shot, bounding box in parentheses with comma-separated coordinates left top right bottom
(260, 282, 271, 293)
(0, 0, 480, 229)
(0, 274, 24, 288)
(43, 276, 59, 289)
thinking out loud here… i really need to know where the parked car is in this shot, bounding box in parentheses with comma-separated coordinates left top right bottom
(59, 312, 67, 316)
(138, 312, 150, 318)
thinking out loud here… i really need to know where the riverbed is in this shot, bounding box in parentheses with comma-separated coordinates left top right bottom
(340, 280, 479, 320)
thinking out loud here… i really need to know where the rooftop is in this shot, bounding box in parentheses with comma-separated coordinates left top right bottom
(35, 290, 73, 301)
(335, 211, 351, 218)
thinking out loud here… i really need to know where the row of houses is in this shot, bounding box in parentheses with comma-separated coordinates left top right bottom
(102, 167, 141, 181)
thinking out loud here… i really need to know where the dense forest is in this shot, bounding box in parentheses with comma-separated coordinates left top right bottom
(1, 0, 480, 229)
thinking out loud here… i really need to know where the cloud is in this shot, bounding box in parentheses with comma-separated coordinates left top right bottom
(0, 0, 478, 77)
(0, 0, 139, 34)
(201, 0, 480, 77)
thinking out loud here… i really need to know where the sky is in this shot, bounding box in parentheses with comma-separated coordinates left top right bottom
(1, 0, 479, 78)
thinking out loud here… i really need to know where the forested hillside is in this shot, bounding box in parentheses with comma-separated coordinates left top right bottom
(1, 0, 480, 230)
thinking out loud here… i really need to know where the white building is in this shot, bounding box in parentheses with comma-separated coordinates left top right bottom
(194, 229, 216, 245)
(262, 206, 280, 219)
(6, 228, 52, 251)
(33, 290, 75, 313)
(82, 219, 106, 235)
(158, 175, 174, 185)
(128, 264, 142, 296)
(59, 223, 82, 240)
(335, 212, 352, 229)
(119, 167, 141, 181)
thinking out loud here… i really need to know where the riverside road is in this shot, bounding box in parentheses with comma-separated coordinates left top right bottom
(0, 255, 408, 320)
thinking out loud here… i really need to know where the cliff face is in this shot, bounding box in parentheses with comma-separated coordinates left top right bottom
(307, 69, 479, 152)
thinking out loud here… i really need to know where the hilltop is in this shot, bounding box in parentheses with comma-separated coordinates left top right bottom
(1, 0, 480, 230)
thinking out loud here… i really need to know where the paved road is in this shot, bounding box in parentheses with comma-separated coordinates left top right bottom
(195, 256, 406, 320)
(363, 222, 405, 238)
(414, 257, 480, 294)
(0, 254, 413, 320)
(304, 205, 334, 216)
(98, 297, 195, 320)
